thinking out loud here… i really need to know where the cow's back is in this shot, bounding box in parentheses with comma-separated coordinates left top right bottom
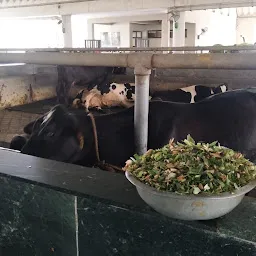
(148, 90, 256, 161)
(94, 108, 135, 166)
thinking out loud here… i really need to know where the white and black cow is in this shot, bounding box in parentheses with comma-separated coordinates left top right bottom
(151, 83, 228, 103)
(71, 82, 228, 111)
(10, 88, 256, 168)
(71, 82, 137, 111)
(56, 65, 126, 105)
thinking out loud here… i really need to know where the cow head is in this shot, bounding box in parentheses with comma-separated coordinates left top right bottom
(19, 105, 92, 163)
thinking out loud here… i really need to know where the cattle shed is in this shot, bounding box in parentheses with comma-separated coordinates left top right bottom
(0, 47, 256, 255)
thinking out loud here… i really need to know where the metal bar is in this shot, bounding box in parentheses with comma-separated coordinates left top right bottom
(2, 52, 256, 70)
(152, 53, 256, 70)
(134, 68, 151, 155)
(1, 45, 256, 52)
(0, 52, 128, 67)
(0, 0, 90, 9)
(168, 2, 256, 12)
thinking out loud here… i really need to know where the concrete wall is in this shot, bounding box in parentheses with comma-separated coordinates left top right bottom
(94, 23, 131, 47)
(0, 65, 57, 109)
(114, 67, 256, 91)
(1, 63, 256, 110)
(72, 14, 89, 47)
(236, 17, 256, 44)
(186, 8, 237, 46)
(0, 18, 63, 48)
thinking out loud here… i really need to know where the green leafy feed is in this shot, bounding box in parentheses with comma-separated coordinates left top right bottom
(124, 135, 256, 195)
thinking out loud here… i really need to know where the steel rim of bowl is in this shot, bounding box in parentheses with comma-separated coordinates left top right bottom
(125, 171, 256, 200)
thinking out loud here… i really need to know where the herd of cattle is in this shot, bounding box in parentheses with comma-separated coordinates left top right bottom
(9, 80, 256, 171)
(70, 81, 228, 111)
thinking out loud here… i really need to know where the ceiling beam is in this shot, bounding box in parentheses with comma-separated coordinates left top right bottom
(0, 0, 255, 18)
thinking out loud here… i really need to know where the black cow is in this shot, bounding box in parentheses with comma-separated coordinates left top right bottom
(15, 105, 135, 167)
(10, 88, 256, 168)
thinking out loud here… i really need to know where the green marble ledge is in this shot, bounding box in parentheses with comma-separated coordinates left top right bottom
(76, 196, 256, 256)
(0, 175, 255, 256)
(217, 197, 256, 243)
(0, 177, 76, 256)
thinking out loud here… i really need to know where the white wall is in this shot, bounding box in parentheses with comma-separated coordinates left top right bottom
(71, 14, 89, 47)
(0, 18, 63, 48)
(130, 22, 195, 47)
(236, 17, 256, 44)
(186, 8, 237, 46)
(88, 9, 237, 48)
(94, 23, 131, 47)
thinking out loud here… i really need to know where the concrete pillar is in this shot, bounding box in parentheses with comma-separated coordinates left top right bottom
(161, 14, 171, 48)
(87, 21, 94, 40)
(62, 15, 73, 48)
(127, 22, 132, 48)
(172, 12, 185, 49)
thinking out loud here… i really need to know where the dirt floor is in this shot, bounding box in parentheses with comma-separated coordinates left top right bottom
(0, 110, 40, 145)
(0, 98, 56, 148)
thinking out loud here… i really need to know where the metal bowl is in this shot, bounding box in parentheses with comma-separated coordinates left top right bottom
(125, 171, 256, 221)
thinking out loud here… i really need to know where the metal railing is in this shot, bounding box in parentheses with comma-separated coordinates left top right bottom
(0, 45, 256, 54)
(85, 40, 101, 49)
(133, 39, 149, 48)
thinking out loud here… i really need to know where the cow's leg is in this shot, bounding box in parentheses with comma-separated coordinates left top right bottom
(84, 101, 91, 113)
(92, 106, 107, 114)
(72, 99, 82, 109)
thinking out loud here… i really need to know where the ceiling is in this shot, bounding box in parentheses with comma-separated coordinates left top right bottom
(0, 0, 256, 18)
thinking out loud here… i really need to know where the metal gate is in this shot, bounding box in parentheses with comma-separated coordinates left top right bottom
(85, 40, 101, 49)
(134, 38, 149, 48)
